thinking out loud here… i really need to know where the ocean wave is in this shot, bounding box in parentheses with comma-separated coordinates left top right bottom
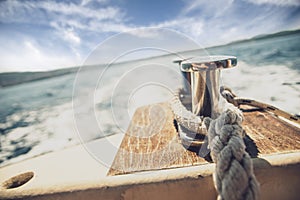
(0, 103, 79, 166)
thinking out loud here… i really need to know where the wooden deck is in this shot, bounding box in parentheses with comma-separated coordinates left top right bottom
(108, 102, 300, 176)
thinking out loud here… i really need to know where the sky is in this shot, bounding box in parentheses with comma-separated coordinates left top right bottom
(0, 0, 299, 72)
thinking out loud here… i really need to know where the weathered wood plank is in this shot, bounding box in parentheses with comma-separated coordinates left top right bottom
(243, 109, 300, 154)
(108, 103, 300, 176)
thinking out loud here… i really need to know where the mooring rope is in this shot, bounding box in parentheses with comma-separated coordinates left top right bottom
(170, 88, 207, 134)
(204, 109, 260, 200)
(171, 87, 261, 200)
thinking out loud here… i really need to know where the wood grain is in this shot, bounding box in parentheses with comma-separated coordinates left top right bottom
(108, 103, 300, 176)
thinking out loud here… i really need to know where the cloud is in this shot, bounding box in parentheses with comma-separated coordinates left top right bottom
(37, 1, 124, 21)
(125, 28, 164, 38)
(80, 0, 109, 6)
(49, 1, 132, 34)
(81, 0, 92, 6)
(245, 0, 300, 6)
(24, 41, 40, 57)
(152, 18, 204, 39)
(50, 22, 81, 45)
(80, 0, 108, 6)
(87, 20, 134, 33)
(0, 0, 134, 71)
(0, 0, 128, 32)
(153, 0, 300, 47)
(181, 0, 235, 17)
(64, 30, 81, 45)
(0, 39, 80, 72)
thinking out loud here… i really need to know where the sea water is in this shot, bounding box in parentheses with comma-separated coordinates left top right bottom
(0, 31, 299, 166)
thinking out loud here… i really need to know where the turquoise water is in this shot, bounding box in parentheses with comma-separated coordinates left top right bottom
(0, 31, 299, 166)
(208, 31, 300, 70)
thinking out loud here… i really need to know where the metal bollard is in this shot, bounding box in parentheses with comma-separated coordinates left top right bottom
(176, 56, 237, 119)
(174, 55, 237, 156)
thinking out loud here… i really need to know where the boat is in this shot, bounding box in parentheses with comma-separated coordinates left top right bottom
(0, 56, 299, 200)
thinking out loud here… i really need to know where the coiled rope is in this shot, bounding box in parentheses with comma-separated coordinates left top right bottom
(171, 88, 207, 134)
